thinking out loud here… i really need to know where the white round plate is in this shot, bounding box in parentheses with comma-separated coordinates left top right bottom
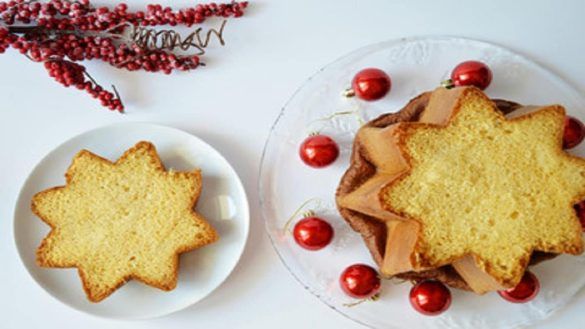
(260, 36, 585, 329)
(14, 122, 250, 319)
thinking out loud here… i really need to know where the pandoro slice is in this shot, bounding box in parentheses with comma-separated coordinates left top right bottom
(32, 141, 219, 302)
(381, 87, 585, 290)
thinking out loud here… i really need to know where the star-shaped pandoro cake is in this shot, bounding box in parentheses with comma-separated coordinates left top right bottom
(32, 141, 218, 302)
(338, 87, 585, 293)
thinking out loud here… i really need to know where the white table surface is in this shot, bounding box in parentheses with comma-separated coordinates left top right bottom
(1, 0, 584, 328)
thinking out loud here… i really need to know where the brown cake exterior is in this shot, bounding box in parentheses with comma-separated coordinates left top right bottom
(336, 92, 554, 290)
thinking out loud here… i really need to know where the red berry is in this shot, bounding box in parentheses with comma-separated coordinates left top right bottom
(339, 264, 381, 298)
(574, 201, 585, 231)
(293, 216, 334, 251)
(409, 280, 451, 316)
(115, 3, 127, 12)
(451, 60, 492, 90)
(563, 116, 585, 149)
(351, 68, 391, 101)
(498, 271, 540, 303)
(299, 134, 339, 168)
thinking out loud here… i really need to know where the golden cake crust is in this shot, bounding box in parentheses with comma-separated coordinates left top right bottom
(379, 88, 584, 288)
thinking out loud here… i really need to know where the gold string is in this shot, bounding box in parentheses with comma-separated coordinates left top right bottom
(342, 293, 380, 307)
(282, 198, 322, 233)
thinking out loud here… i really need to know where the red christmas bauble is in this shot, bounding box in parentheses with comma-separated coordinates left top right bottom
(498, 271, 540, 303)
(563, 116, 585, 149)
(574, 201, 585, 231)
(339, 264, 381, 298)
(351, 68, 392, 101)
(299, 134, 340, 168)
(409, 280, 452, 316)
(450, 60, 492, 90)
(293, 216, 334, 250)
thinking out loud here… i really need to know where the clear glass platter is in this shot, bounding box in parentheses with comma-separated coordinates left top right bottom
(259, 36, 585, 329)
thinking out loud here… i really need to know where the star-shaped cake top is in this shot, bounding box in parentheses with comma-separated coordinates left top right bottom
(339, 87, 585, 291)
(32, 141, 218, 302)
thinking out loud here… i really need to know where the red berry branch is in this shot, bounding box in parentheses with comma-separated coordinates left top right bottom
(0, 0, 248, 112)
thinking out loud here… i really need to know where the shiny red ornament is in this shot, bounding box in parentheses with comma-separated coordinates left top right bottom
(450, 60, 492, 90)
(350, 68, 391, 101)
(299, 134, 339, 168)
(339, 264, 381, 298)
(574, 201, 585, 231)
(293, 216, 334, 250)
(498, 271, 540, 303)
(409, 280, 452, 316)
(563, 116, 585, 149)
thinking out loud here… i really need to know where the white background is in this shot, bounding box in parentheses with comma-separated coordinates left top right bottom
(1, 0, 584, 328)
